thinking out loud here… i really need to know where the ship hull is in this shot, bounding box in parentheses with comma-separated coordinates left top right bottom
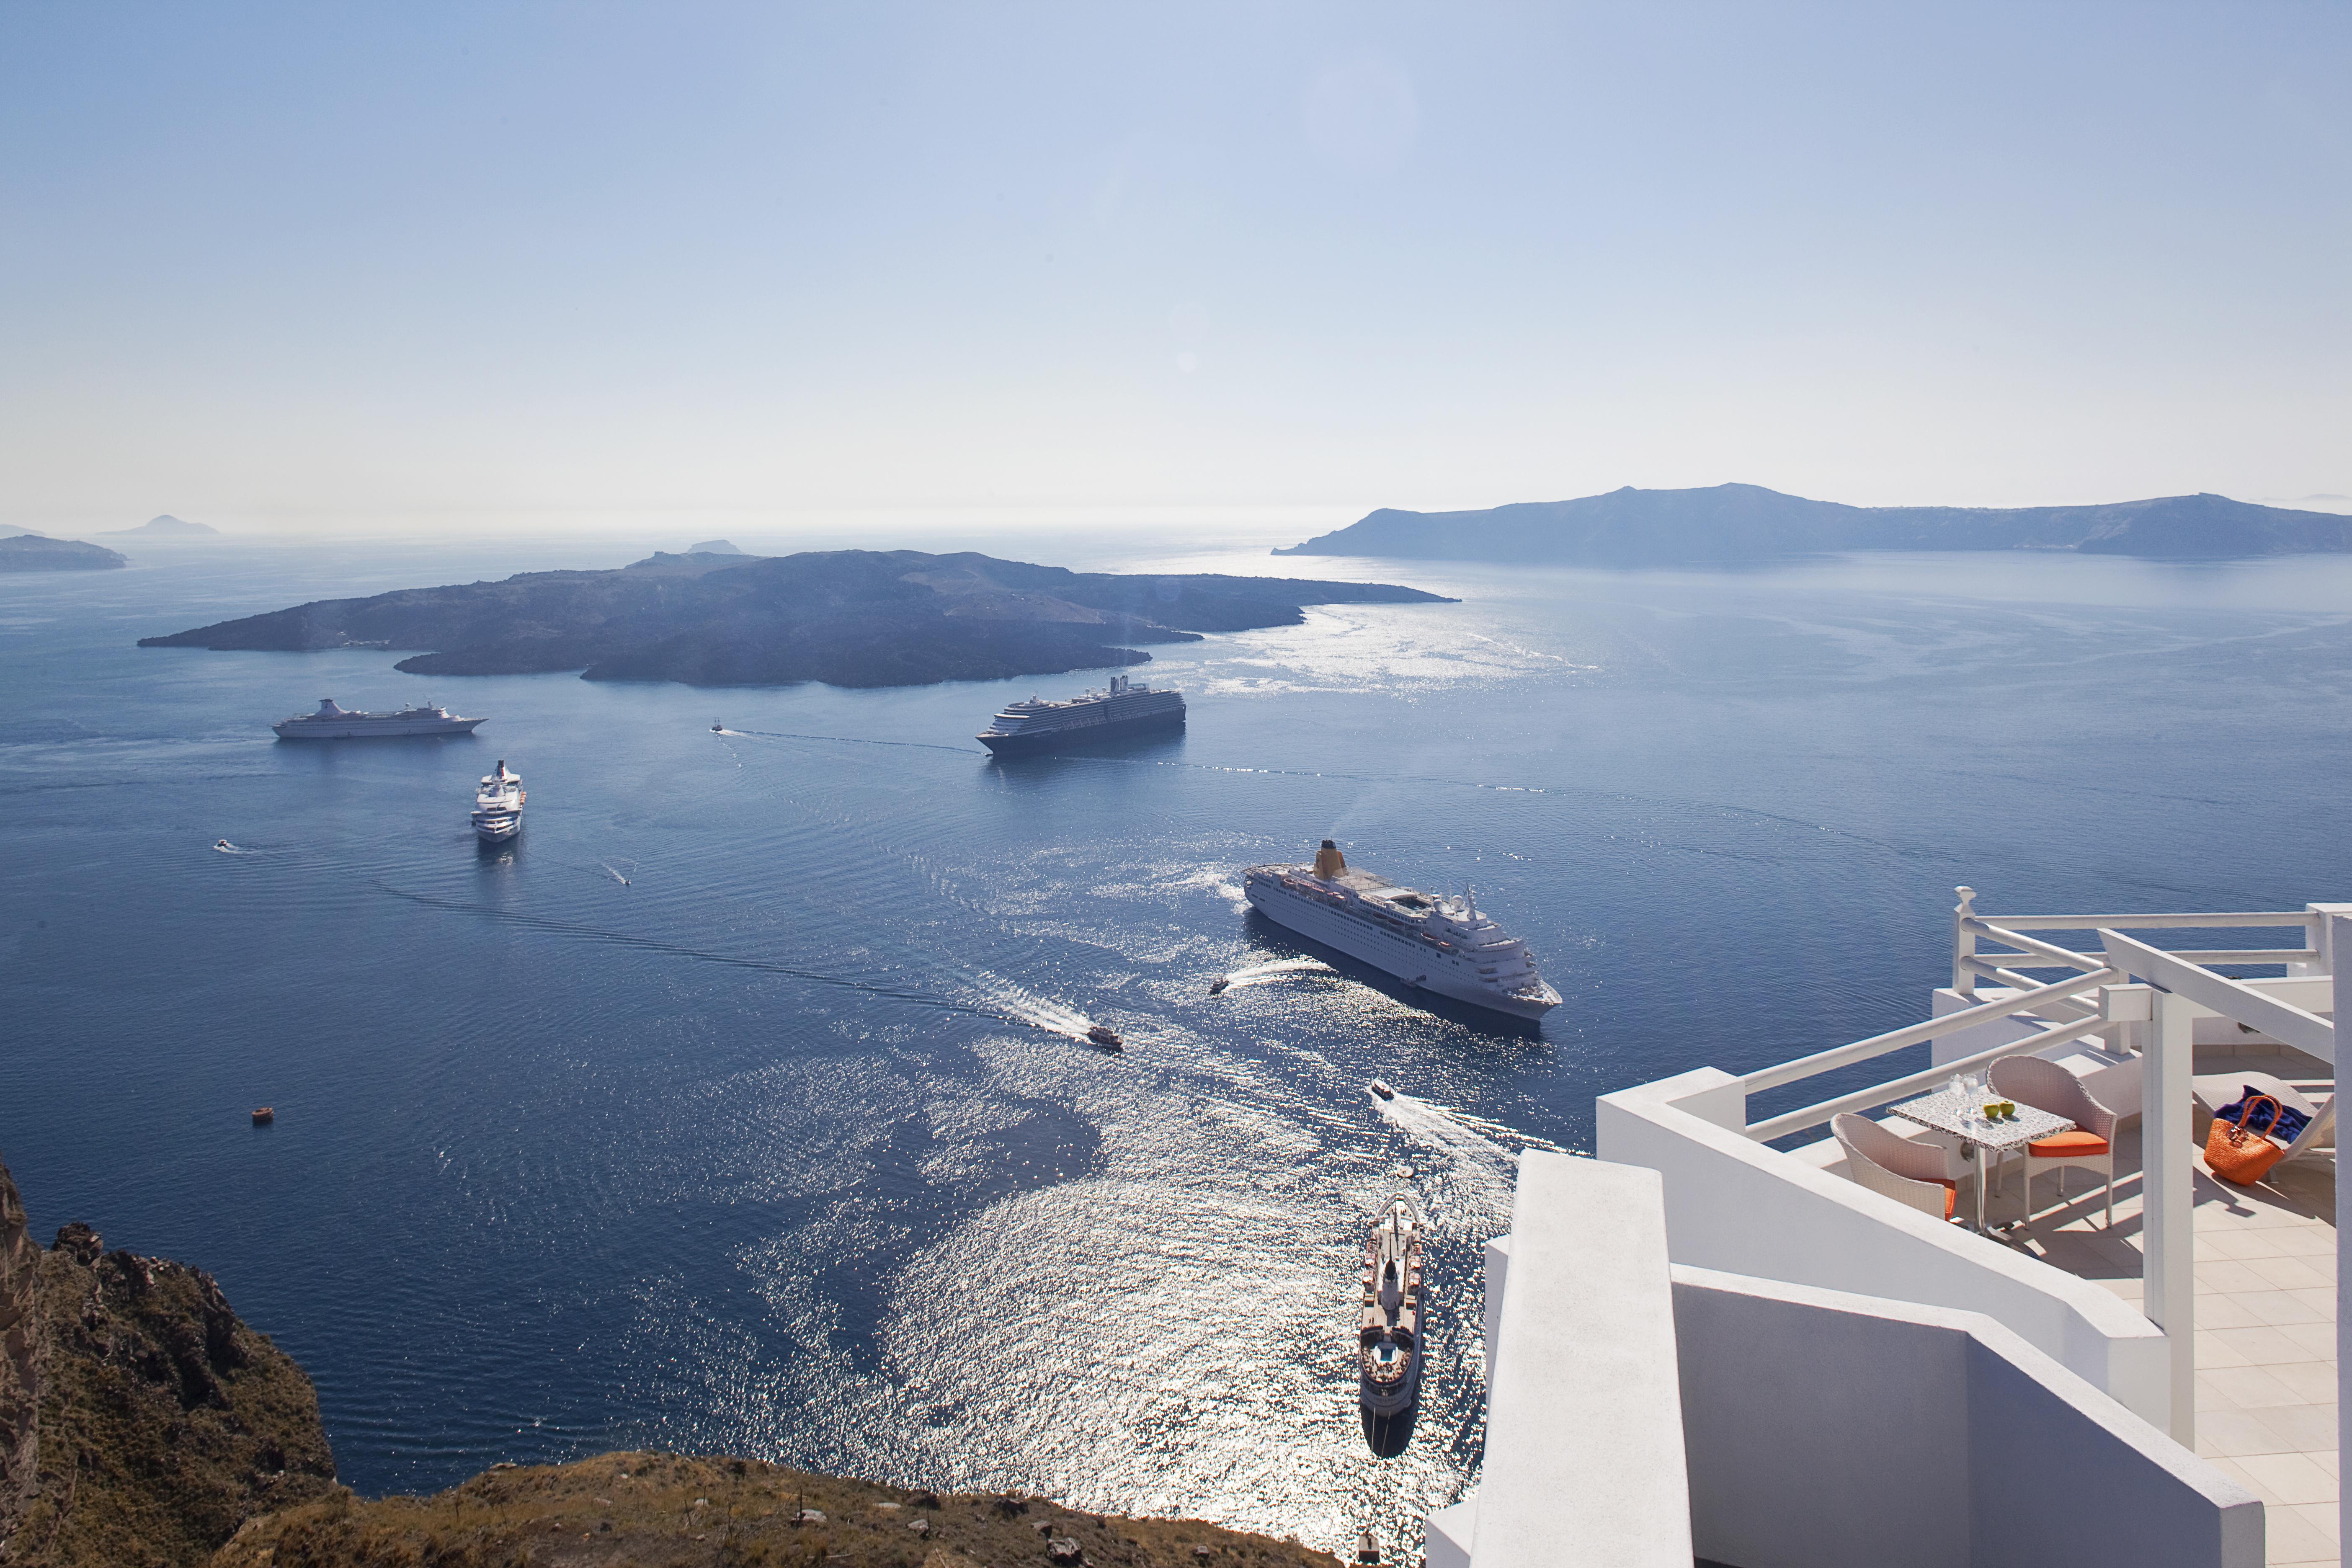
(1244, 875, 1560, 1020)
(472, 813, 521, 842)
(977, 708, 1184, 756)
(275, 718, 485, 740)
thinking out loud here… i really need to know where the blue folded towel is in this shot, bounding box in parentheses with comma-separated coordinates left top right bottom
(2215, 1086, 2310, 1144)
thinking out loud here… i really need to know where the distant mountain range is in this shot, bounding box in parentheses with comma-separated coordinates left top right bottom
(1274, 485, 2352, 565)
(138, 547, 1451, 688)
(103, 514, 219, 537)
(0, 536, 128, 572)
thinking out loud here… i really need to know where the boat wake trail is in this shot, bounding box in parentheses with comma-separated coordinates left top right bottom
(1373, 1088, 1565, 1233)
(599, 861, 632, 886)
(1217, 957, 1335, 989)
(947, 967, 1107, 1042)
(212, 840, 258, 855)
(722, 727, 986, 756)
(383, 886, 1118, 1050)
(376, 884, 969, 1013)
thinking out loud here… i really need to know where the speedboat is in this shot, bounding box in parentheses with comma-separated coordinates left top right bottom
(711, 720, 724, 733)
(1086, 1024, 1123, 1050)
(1358, 1197, 1423, 1456)
(1370, 1080, 1395, 1101)
(214, 839, 232, 851)
(1208, 975, 1230, 995)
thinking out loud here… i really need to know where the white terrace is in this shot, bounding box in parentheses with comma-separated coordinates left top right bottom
(1436, 893, 2344, 1568)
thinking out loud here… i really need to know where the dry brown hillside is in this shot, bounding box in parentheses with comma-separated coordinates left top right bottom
(211, 1452, 1342, 1568)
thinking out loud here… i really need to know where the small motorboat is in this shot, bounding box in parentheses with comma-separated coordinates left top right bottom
(1086, 1024, 1123, 1050)
(214, 838, 232, 851)
(250, 1106, 274, 1124)
(711, 720, 725, 733)
(1208, 975, 1230, 995)
(1369, 1080, 1395, 1101)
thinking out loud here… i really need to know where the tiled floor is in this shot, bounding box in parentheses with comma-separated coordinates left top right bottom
(1968, 1106, 2338, 1566)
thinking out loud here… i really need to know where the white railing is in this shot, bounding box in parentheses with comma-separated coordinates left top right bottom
(1741, 888, 2325, 1143)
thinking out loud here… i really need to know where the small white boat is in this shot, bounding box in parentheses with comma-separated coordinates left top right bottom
(1358, 1196, 1424, 1453)
(471, 761, 524, 842)
(1369, 1079, 1395, 1101)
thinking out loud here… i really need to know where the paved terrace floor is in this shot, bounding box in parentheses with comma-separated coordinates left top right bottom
(1954, 1057, 2337, 1567)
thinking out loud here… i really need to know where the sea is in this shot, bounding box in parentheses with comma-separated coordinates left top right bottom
(4, 534, 2350, 1558)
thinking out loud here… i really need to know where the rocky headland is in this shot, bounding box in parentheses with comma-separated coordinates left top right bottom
(0, 1156, 338, 1566)
(0, 1157, 1338, 1567)
(1276, 482, 2352, 564)
(137, 548, 1451, 689)
(0, 537, 128, 573)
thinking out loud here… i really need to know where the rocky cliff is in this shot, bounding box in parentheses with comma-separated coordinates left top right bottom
(0, 1156, 339, 1567)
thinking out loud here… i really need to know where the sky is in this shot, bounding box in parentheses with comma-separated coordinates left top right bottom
(3, 3, 2347, 539)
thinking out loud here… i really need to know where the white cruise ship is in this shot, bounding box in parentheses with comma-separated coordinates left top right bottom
(1243, 841, 1561, 1019)
(471, 761, 524, 842)
(273, 697, 485, 739)
(977, 673, 1184, 755)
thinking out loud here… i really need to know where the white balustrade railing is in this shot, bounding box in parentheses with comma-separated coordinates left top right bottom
(1742, 889, 2326, 1142)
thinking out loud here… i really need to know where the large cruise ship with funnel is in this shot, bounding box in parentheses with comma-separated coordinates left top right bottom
(977, 673, 1184, 755)
(1243, 841, 1561, 1019)
(273, 697, 484, 740)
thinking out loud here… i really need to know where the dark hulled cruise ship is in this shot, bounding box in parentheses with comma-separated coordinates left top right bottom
(976, 673, 1185, 756)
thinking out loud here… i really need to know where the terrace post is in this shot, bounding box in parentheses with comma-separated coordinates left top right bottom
(2145, 987, 2196, 1444)
(1952, 886, 1978, 998)
(2336, 913, 2350, 1558)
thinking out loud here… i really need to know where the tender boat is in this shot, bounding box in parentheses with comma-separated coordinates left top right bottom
(1208, 976, 1230, 995)
(251, 1106, 274, 1124)
(1370, 1080, 1395, 1101)
(471, 761, 525, 842)
(1358, 1197, 1424, 1456)
(1085, 1024, 1123, 1050)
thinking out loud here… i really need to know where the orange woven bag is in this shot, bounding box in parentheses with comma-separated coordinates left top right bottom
(2205, 1093, 2289, 1186)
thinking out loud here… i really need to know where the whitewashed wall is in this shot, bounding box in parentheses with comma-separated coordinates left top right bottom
(1596, 1068, 2169, 1426)
(1671, 1267, 2261, 1568)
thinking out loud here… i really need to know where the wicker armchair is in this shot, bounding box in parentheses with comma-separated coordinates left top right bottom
(1833, 1113, 1960, 1222)
(1990, 1054, 2119, 1228)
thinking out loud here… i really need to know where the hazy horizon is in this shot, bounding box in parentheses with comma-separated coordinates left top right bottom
(5, 3, 2345, 538)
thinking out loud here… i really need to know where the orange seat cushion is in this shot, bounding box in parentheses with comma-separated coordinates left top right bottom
(1932, 1177, 1957, 1219)
(2029, 1130, 2110, 1158)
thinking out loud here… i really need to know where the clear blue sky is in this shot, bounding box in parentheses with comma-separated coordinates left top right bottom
(3, 3, 2345, 536)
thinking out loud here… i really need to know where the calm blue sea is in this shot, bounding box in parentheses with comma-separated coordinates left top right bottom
(4, 536, 2349, 1555)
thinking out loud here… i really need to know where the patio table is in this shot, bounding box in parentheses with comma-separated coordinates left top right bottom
(1888, 1088, 2075, 1233)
